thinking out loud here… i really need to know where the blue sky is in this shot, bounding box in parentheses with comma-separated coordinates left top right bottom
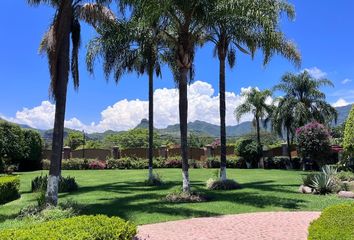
(0, 0, 353, 132)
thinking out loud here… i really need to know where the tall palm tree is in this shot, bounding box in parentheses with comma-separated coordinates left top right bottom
(270, 97, 297, 161)
(86, 18, 164, 181)
(207, 0, 301, 181)
(130, 0, 213, 193)
(235, 88, 273, 158)
(273, 71, 338, 128)
(28, 0, 114, 206)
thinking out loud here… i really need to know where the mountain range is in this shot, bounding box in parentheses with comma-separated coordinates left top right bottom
(1, 104, 352, 140)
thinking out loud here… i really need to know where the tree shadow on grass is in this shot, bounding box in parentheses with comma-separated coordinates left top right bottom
(61, 180, 307, 223)
(240, 180, 299, 194)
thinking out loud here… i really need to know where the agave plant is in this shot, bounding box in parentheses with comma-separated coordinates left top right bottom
(310, 165, 339, 194)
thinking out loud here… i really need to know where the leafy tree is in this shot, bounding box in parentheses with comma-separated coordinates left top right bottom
(235, 139, 260, 168)
(65, 131, 84, 150)
(87, 16, 164, 181)
(21, 130, 43, 171)
(343, 105, 354, 159)
(296, 122, 331, 167)
(28, 0, 114, 205)
(188, 133, 211, 148)
(235, 88, 273, 158)
(104, 129, 162, 150)
(207, 0, 300, 181)
(0, 122, 25, 164)
(273, 71, 337, 129)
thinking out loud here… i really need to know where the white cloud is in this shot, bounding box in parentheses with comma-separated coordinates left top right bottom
(2, 81, 262, 133)
(332, 98, 350, 107)
(303, 67, 327, 79)
(341, 78, 352, 84)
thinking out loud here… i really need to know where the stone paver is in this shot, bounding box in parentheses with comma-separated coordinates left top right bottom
(136, 211, 320, 240)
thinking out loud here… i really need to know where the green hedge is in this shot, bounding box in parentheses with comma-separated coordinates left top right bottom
(0, 215, 137, 240)
(308, 202, 354, 240)
(0, 176, 20, 204)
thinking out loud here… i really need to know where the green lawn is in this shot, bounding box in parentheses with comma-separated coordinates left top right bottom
(0, 169, 351, 227)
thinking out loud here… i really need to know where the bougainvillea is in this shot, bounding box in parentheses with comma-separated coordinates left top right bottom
(296, 122, 331, 167)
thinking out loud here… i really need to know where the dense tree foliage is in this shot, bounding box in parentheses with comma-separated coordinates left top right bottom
(296, 122, 331, 167)
(64, 131, 85, 150)
(343, 106, 354, 158)
(235, 139, 260, 168)
(0, 122, 43, 172)
(104, 129, 162, 150)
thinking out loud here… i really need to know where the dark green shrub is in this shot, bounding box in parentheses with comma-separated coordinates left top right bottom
(227, 156, 246, 168)
(302, 172, 319, 187)
(0, 215, 137, 240)
(20, 130, 43, 171)
(206, 157, 220, 168)
(291, 157, 302, 170)
(0, 176, 20, 204)
(264, 156, 293, 169)
(308, 203, 354, 240)
(31, 175, 78, 193)
(107, 157, 147, 169)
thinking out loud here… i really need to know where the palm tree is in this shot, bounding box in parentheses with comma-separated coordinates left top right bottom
(207, 0, 301, 180)
(86, 17, 164, 181)
(270, 97, 297, 161)
(235, 88, 273, 158)
(28, 0, 114, 206)
(273, 71, 338, 128)
(130, 0, 213, 193)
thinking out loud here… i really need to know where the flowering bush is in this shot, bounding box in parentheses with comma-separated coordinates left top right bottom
(88, 160, 106, 170)
(296, 122, 331, 167)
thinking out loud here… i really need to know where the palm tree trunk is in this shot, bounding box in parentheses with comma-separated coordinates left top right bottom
(179, 68, 190, 193)
(219, 57, 227, 181)
(148, 66, 154, 181)
(256, 116, 262, 167)
(286, 127, 292, 161)
(46, 0, 72, 206)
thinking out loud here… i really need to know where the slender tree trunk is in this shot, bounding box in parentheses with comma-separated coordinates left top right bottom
(179, 68, 190, 193)
(148, 67, 154, 181)
(219, 57, 227, 181)
(256, 116, 262, 168)
(286, 127, 292, 161)
(46, 0, 72, 206)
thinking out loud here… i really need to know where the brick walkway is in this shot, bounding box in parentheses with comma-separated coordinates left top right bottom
(136, 212, 321, 240)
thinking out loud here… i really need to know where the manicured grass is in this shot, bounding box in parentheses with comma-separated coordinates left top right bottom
(0, 169, 351, 228)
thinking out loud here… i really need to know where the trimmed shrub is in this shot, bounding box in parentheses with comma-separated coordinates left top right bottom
(42, 159, 95, 170)
(31, 175, 78, 193)
(0, 215, 137, 240)
(165, 188, 207, 203)
(264, 156, 287, 169)
(308, 203, 354, 240)
(206, 178, 241, 190)
(0, 176, 20, 204)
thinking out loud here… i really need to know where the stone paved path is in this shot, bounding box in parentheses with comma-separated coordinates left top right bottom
(136, 212, 321, 240)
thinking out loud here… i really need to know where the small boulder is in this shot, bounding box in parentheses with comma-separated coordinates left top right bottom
(338, 191, 354, 199)
(299, 185, 313, 194)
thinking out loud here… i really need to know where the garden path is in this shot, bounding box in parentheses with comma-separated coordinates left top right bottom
(136, 211, 321, 240)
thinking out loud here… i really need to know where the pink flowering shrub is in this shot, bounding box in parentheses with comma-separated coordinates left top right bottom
(296, 122, 331, 167)
(88, 160, 106, 170)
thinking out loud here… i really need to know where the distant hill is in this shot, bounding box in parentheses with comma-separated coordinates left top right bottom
(2, 104, 352, 141)
(334, 104, 353, 125)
